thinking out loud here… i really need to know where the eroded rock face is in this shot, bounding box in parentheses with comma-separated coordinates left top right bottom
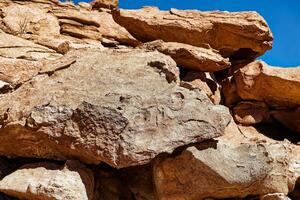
(153, 121, 300, 200)
(234, 60, 300, 108)
(0, 48, 231, 168)
(113, 7, 273, 59)
(139, 40, 231, 72)
(181, 71, 221, 104)
(91, 0, 118, 10)
(0, 160, 94, 200)
(233, 101, 269, 125)
(0, 0, 138, 53)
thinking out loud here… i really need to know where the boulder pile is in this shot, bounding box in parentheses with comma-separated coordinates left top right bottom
(0, 0, 299, 199)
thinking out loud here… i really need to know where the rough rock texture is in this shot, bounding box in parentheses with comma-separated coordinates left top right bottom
(233, 101, 269, 125)
(260, 193, 291, 200)
(0, 1, 299, 199)
(140, 40, 231, 72)
(114, 7, 273, 58)
(234, 61, 300, 108)
(153, 121, 300, 200)
(91, 0, 118, 10)
(0, 0, 138, 50)
(0, 160, 94, 200)
(0, 48, 231, 168)
(181, 71, 221, 104)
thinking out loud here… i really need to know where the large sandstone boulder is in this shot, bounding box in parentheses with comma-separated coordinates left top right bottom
(234, 60, 300, 108)
(153, 121, 300, 199)
(0, 160, 94, 200)
(0, 48, 231, 168)
(139, 40, 231, 72)
(113, 7, 273, 59)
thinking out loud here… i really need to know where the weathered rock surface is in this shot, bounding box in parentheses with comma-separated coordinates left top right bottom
(234, 61, 300, 108)
(140, 40, 230, 72)
(153, 121, 300, 199)
(260, 193, 291, 200)
(0, 160, 94, 200)
(0, 48, 231, 168)
(0, 0, 299, 199)
(0, 32, 62, 60)
(114, 7, 273, 58)
(181, 71, 221, 104)
(0, 0, 138, 51)
(233, 101, 269, 125)
(91, 0, 118, 10)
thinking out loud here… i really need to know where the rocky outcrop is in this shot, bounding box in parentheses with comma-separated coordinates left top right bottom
(113, 7, 273, 59)
(0, 160, 94, 200)
(140, 40, 231, 72)
(0, 0, 299, 199)
(153, 121, 300, 199)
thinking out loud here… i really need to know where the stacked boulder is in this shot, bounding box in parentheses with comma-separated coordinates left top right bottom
(0, 0, 299, 199)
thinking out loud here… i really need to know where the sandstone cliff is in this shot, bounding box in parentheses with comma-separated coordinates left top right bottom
(0, 0, 299, 199)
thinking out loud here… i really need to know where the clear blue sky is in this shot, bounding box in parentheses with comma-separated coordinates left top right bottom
(75, 0, 300, 67)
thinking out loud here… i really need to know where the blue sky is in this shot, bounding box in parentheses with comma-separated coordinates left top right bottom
(75, 0, 300, 67)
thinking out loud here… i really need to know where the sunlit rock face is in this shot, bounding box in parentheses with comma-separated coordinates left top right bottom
(0, 0, 299, 200)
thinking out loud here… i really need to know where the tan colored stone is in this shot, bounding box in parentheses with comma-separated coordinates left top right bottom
(235, 60, 300, 108)
(153, 121, 300, 199)
(271, 108, 300, 134)
(0, 160, 94, 200)
(260, 193, 291, 200)
(140, 40, 230, 72)
(0, 32, 62, 60)
(0, 48, 231, 168)
(53, 8, 138, 46)
(1, 4, 60, 36)
(91, 0, 118, 10)
(233, 101, 269, 125)
(113, 7, 273, 58)
(181, 71, 221, 104)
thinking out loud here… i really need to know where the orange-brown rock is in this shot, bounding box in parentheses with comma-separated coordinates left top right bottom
(91, 0, 118, 10)
(271, 108, 300, 134)
(235, 61, 300, 108)
(153, 121, 300, 200)
(114, 7, 273, 59)
(233, 101, 269, 125)
(140, 40, 230, 72)
(181, 71, 221, 104)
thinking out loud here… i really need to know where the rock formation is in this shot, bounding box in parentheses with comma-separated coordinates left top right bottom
(0, 0, 299, 199)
